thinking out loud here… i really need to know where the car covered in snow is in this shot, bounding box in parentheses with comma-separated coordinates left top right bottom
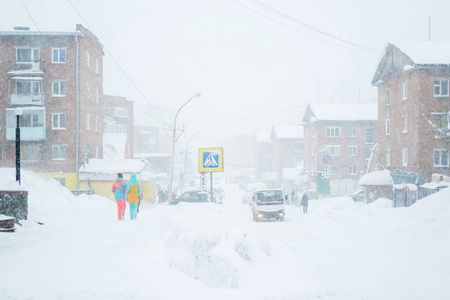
(250, 189, 286, 221)
(169, 189, 208, 205)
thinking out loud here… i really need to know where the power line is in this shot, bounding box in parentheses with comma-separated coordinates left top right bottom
(232, 0, 382, 55)
(251, 0, 382, 54)
(20, 0, 40, 32)
(66, 0, 170, 128)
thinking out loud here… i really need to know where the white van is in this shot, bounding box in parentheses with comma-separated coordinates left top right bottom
(250, 189, 286, 222)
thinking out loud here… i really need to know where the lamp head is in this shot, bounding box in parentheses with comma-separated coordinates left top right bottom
(14, 107, 24, 116)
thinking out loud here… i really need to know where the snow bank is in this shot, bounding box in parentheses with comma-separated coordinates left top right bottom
(359, 169, 393, 186)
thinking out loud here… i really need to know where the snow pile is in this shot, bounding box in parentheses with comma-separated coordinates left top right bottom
(1, 168, 450, 299)
(359, 169, 393, 185)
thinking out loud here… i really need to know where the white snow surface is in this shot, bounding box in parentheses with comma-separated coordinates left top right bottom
(1, 168, 450, 299)
(359, 169, 394, 186)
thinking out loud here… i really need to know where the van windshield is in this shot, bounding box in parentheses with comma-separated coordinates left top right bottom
(255, 190, 284, 205)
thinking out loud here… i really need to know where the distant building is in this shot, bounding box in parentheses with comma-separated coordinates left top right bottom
(302, 103, 377, 197)
(270, 125, 304, 191)
(372, 42, 450, 182)
(102, 94, 134, 159)
(0, 25, 103, 189)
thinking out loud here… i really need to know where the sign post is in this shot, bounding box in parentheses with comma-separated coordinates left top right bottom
(198, 148, 224, 202)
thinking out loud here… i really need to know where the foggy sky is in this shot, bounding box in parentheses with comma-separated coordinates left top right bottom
(1, 0, 449, 151)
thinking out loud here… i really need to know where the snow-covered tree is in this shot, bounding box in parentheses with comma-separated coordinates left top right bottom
(422, 112, 450, 142)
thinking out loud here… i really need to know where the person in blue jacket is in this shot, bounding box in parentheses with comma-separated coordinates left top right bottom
(125, 173, 142, 220)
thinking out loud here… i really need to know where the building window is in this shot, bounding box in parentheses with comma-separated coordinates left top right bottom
(52, 48, 66, 63)
(326, 127, 340, 137)
(17, 81, 39, 94)
(434, 79, 449, 97)
(385, 119, 391, 135)
(52, 145, 66, 160)
(19, 112, 42, 127)
(386, 89, 390, 106)
(52, 81, 66, 97)
(294, 155, 301, 164)
(433, 113, 449, 129)
(87, 113, 90, 130)
(87, 53, 90, 68)
(16, 48, 39, 63)
(329, 166, 340, 175)
(96, 59, 99, 75)
(87, 82, 90, 98)
(402, 116, 408, 133)
(52, 113, 66, 130)
(366, 127, 374, 144)
(402, 83, 408, 101)
(433, 149, 449, 167)
(95, 116, 99, 132)
(402, 149, 408, 166)
(0, 146, 2, 161)
(348, 127, 357, 137)
(386, 149, 391, 166)
(96, 87, 99, 104)
(348, 146, 357, 156)
(365, 146, 372, 160)
(348, 165, 357, 175)
(326, 146, 341, 156)
(21, 145, 39, 161)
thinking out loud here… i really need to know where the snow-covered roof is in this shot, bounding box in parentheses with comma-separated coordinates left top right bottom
(134, 153, 171, 159)
(391, 42, 450, 65)
(0, 30, 82, 37)
(283, 162, 304, 180)
(79, 158, 146, 174)
(272, 125, 303, 139)
(420, 181, 450, 190)
(309, 103, 377, 122)
(359, 169, 393, 186)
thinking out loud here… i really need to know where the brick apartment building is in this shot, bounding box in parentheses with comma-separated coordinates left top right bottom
(372, 42, 450, 182)
(302, 103, 377, 197)
(0, 25, 103, 188)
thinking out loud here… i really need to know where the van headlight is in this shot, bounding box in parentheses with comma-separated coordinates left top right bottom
(257, 213, 264, 219)
(279, 211, 285, 217)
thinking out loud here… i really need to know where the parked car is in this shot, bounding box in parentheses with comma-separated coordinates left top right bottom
(169, 190, 208, 205)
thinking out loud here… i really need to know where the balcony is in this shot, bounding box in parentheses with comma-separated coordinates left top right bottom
(9, 93, 45, 106)
(5, 108, 46, 141)
(7, 60, 45, 77)
(6, 127, 46, 141)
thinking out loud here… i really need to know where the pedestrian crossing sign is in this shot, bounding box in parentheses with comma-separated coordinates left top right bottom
(198, 148, 223, 173)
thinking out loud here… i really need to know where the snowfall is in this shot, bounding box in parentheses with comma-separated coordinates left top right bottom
(1, 169, 450, 300)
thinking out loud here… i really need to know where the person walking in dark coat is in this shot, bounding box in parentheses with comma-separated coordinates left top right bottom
(301, 192, 309, 214)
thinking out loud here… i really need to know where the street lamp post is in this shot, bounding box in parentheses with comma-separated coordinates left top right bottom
(182, 131, 199, 192)
(168, 92, 201, 203)
(15, 107, 24, 185)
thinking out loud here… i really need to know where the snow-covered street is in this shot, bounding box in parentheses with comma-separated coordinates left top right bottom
(1, 168, 450, 300)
